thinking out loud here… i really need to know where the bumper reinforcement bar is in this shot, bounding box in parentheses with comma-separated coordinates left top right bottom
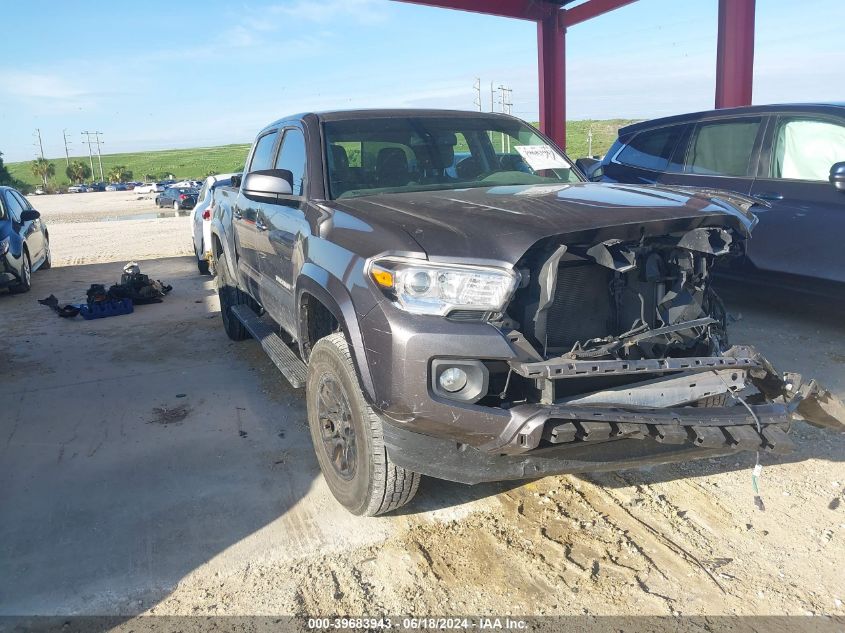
(509, 354, 759, 380)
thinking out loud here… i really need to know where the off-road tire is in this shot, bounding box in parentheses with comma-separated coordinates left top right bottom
(306, 332, 420, 516)
(216, 251, 257, 341)
(9, 250, 32, 294)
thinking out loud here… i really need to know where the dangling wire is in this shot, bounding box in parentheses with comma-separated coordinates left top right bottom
(715, 370, 766, 511)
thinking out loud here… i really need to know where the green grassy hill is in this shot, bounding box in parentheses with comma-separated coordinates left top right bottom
(8, 144, 251, 190)
(7, 119, 636, 191)
(565, 119, 637, 160)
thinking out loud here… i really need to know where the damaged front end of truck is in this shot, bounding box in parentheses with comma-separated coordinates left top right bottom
(483, 195, 845, 458)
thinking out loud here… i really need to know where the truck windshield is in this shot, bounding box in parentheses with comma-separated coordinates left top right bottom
(323, 116, 581, 199)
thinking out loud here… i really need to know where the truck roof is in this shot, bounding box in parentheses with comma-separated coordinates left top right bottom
(258, 108, 520, 134)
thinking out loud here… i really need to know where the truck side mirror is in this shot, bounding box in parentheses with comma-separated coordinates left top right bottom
(20, 209, 41, 222)
(242, 169, 293, 200)
(830, 162, 845, 192)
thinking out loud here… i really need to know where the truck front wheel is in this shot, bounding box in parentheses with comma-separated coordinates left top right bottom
(306, 332, 420, 516)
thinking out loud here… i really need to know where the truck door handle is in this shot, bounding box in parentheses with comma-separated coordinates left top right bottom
(753, 191, 783, 201)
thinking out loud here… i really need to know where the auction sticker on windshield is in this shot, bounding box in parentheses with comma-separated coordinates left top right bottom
(514, 144, 571, 171)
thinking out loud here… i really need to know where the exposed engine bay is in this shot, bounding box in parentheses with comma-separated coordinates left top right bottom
(484, 223, 845, 455)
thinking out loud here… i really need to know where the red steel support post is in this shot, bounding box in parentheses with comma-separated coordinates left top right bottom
(537, 14, 566, 149)
(715, 0, 756, 108)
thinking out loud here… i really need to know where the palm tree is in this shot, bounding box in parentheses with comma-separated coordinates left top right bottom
(66, 160, 91, 184)
(107, 165, 132, 183)
(31, 157, 55, 188)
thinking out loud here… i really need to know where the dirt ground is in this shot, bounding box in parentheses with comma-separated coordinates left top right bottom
(32, 191, 194, 266)
(2, 194, 844, 620)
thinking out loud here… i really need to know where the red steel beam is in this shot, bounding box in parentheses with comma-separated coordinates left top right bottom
(392, 0, 556, 21)
(537, 14, 566, 149)
(715, 0, 756, 108)
(562, 0, 637, 28)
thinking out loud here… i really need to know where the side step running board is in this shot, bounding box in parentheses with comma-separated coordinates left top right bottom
(231, 304, 308, 388)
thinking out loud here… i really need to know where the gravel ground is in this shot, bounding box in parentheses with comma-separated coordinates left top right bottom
(3, 192, 844, 620)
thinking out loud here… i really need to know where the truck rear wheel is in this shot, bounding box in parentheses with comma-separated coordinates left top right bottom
(306, 332, 420, 516)
(216, 251, 257, 341)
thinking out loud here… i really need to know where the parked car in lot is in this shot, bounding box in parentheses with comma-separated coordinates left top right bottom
(174, 179, 202, 189)
(592, 103, 845, 285)
(210, 108, 844, 516)
(89, 182, 106, 192)
(67, 184, 90, 193)
(192, 173, 238, 275)
(33, 187, 46, 195)
(156, 186, 197, 210)
(0, 186, 51, 293)
(134, 182, 165, 195)
(105, 183, 127, 191)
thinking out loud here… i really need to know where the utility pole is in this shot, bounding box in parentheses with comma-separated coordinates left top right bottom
(62, 129, 72, 167)
(33, 129, 47, 187)
(34, 129, 45, 159)
(81, 131, 95, 180)
(587, 125, 594, 157)
(93, 132, 104, 182)
(490, 81, 495, 113)
(502, 87, 513, 152)
(497, 85, 508, 152)
(473, 77, 481, 112)
(502, 87, 513, 115)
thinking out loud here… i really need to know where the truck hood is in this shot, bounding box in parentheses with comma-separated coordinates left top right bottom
(330, 182, 757, 264)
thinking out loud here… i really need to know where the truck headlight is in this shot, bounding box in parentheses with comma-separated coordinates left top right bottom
(368, 257, 518, 316)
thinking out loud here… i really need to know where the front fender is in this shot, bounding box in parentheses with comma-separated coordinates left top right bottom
(296, 263, 377, 403)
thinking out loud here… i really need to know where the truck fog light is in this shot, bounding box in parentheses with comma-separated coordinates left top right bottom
(431, 359, 489, 404)
(439, 367, 468, 392)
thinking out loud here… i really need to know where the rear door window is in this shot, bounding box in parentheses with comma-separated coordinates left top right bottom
(249, 131, 279, 172)
(616, 125, 685, 172)
(686, 118, 762, 177)
(770, 117, 845, 181)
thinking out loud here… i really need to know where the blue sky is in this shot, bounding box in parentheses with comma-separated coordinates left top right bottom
(0, 0, 841, 161)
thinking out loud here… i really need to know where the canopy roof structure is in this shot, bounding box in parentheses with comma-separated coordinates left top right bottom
(395, 0, 756, 150)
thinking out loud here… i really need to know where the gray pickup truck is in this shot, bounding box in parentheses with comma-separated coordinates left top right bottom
(210, 109, 844, 516)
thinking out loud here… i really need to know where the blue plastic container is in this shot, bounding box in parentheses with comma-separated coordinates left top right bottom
(79, 299, 134, 320)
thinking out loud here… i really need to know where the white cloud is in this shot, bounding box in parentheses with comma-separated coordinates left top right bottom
(0, 70, 90, 101)
(268, 0, 387, 25)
